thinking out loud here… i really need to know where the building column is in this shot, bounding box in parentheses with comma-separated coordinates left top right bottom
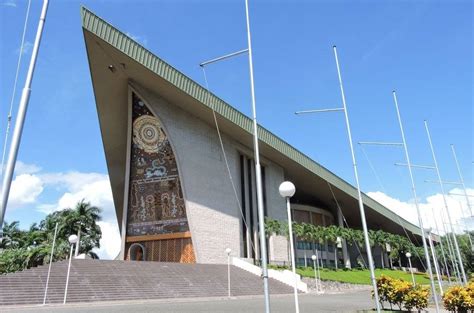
(337, 207, 351, 268)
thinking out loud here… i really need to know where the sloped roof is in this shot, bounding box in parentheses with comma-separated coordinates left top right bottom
(81, 6, 423, 238)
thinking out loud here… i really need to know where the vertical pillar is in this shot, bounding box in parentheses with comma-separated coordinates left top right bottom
(243, 156, 252, 258)
(250, 159, 260, 262)
(337, 206, 351, 268)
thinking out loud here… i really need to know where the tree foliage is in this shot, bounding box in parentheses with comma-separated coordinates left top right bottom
(264, 218, 473, 274)
(0, 200, 102, 274)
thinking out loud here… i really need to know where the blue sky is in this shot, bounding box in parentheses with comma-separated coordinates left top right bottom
(0, 0, 472, 258)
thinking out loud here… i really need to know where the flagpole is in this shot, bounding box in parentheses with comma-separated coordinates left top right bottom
(431, 208, 452, 284)
(0, 0, 50, 234)
(424, 121, 467, 284)
(450, 144, 473, 216)
(392, 92, 440, 312)
(333, 46, 381, 313)
(244, 1, 271, 312)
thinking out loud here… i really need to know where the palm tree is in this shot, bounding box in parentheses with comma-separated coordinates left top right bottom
(374, 230, 388, 268)
(39, 200, 102, 257)
(264, 218, 283, 237)
(68, 200, 102, 257)
(306, 225, 325, 269)
(0, 221, 25, 249)
(292, 222, 306, 267)
(324, 225, 341, 269)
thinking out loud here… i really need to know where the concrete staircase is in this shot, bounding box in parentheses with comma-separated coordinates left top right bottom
(0, 259, 293, 305)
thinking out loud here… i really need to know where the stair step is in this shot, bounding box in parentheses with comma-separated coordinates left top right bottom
(0, 259, 292, 305)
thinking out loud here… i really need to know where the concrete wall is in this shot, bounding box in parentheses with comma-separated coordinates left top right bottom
(133, 84, 288, 264)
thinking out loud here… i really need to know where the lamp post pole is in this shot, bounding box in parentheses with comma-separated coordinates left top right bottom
(226, 248, 232, 298)
(279, 181, 299, 313)
(405, 252, 415, 286)
(311, 254, 322, 293)
(43, 222, 58, 305)
(63, 234, 78, 304)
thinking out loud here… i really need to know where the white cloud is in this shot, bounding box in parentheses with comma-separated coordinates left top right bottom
(40, 171, 108, 193)
(16, 41, 33, 55)
(1, 0, 17, 7)
(15, 161, 42, 175)
(94, 221, 121, 260)
(9, 174, 44, 208)
(4, 161, 120, 259)
(367, 188, 474, 235)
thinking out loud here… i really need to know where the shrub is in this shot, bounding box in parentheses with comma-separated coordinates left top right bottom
(404, 285, 429, 312)
(442, 285, 473, 312)
(374, 275, 429, 312)
(374, 275, 395, 309)
(392, 279, 412, 309)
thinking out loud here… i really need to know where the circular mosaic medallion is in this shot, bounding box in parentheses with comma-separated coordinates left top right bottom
(133, 115, 164, 153)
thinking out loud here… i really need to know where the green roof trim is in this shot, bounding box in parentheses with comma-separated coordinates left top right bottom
(81, 6, 422, 237)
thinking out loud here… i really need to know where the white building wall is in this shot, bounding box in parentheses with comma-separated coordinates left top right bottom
(133, 84, 288, 264)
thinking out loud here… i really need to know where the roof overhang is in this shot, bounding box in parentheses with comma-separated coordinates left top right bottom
(81, 7, 426, 241)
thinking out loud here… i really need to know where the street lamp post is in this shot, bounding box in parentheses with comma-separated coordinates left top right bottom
(335, 236, 342, 270)
(279, 181, 299, 313)
(63, 234, 78, 304)
(43, 222, 58, 305)
(226, 247, 232, 298)
(311, 254, 322, 294)
(405, 252, 415, 286)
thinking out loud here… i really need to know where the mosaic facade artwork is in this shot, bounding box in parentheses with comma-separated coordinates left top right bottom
(126, 93, 195, 263)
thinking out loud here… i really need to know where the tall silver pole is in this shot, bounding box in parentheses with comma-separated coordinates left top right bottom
(286, 197, 300, 313)
(75, 228, 81, 257)
(312, 258, 318, 293)
(392, 92, 440, 312)
(407, 255, 416, 285)
(458, 202, 474, 252)
(424, 121, 467, 284)
(426, 229, 443, 294)
(315, 254, 322, 292)
(244, 1, 270, 312)
(63, 243, 74, 304)
(431, 208, 452, 284)
(227, 252, 231, 298)
(43, 222, 58, 305)
(0, 0, 49, 231)
(439, 205, 461, 283)
(333, 46, 381, 313)
(451, 144, 473, 216)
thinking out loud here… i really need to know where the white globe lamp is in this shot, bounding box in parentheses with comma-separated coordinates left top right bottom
(279, 181, 296, 198)
(68, 234, 78, 244)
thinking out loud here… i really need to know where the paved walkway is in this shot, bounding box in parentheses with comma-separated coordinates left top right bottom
(2, 291, 446, 313)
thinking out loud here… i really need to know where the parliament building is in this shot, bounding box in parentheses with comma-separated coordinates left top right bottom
(82, 7, 424, 267)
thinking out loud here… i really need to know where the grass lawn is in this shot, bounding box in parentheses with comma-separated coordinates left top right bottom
(296, 267, 434, 285)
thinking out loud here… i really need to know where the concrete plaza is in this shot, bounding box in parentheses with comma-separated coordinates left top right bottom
(0, 291, 447, 313)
